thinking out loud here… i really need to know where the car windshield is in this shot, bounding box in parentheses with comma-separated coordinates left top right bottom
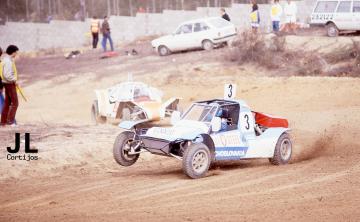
(208, 18, 231, 28)
(182, 104, 218, 122)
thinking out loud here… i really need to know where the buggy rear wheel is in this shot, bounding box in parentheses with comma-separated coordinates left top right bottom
(269, 132, 292, 165)
(91, 100, 106, 125)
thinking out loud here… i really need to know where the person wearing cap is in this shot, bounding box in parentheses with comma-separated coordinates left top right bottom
(1, 45, 19, 126)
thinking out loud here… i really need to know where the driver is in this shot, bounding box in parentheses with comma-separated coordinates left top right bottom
(216, 109, 229, 131)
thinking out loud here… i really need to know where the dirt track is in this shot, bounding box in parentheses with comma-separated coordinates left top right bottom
(1, 35, 360, 221)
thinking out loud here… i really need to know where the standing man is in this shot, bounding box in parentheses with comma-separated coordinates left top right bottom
(220, 8, 231, 22)
(101, 16, 114, 52)
(250, 3, 260, 34)
(284, 0, 297, 34)
(90, 16, 100, 49)
(271, 0, 283, 33)
(1, 45, 19, 126)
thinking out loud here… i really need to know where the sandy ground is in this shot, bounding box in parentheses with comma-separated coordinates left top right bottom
(0, 35, 360, 222)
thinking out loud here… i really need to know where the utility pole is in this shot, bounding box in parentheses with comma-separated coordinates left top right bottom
(48, 0, 51, 16)
(107, 0, 111, 16)
(152, 0, 156, 13)
(6, 0, 10, 22)
(129, 0, 133, 16)
(26, 0, 30, 21)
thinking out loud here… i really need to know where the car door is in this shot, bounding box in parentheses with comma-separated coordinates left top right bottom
(210, 105, 252, 161)
(192, 22, 211, 48)
(211, 129, 249, 161)
(168, 23, 194, 51)
(334, 0, 353, 30)
(353, 1, 360, 29)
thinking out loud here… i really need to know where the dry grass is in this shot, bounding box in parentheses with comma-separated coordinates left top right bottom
(226, 32, 360, 77)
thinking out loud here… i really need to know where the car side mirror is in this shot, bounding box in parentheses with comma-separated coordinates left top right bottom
(211, 117, 222, 132)
(171, 111, 181, 125)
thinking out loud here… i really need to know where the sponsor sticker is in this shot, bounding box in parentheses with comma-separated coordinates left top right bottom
(215, 146, 248, 160)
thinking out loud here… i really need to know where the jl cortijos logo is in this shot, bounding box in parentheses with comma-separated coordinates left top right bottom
(6, 133, 39, 161)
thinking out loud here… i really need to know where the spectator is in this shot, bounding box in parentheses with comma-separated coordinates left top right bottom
(47, 15, 53, 24)
(250, 3, 260, 33)
(221, 8, 231, 22)
(1, 45, 19, 127)
(271, 0, 283, 33)
(90, 16, 100, 49)
(101, 16, 114, 52)
(284, 0, 297, 34)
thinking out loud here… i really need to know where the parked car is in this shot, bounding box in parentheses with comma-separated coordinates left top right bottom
(151, 17, 237, 56)
(310, 0, 360, 37)
(91, 81, 180, 124)
(113, 99, 292, 179)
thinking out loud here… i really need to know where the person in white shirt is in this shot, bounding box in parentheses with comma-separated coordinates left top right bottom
(271, 0, 283, 32)
(283, 0, 297, 34)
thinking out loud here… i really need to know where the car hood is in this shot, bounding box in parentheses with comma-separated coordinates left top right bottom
(151, 35, 173, 46)
(144, 120, 210, 141)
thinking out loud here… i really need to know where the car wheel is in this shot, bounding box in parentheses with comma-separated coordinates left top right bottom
(182, 143, 211, 179)
(269, 133, 292, 165)
(113, 131, 140, 166)
(91, 100, 106, 125)
(326, 23, 339, 37)
(202, 40, 214, 51)
(158, 45, 170, 56)
(122, 108, 131, 121)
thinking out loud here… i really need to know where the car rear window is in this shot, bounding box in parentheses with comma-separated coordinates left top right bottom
(354, 1, 360, 12)
(337, 1, 352, 13)
(314, 1, 338, 13)
(208, 18, 232, 28)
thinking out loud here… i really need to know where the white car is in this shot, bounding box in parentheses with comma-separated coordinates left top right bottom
(151, 17, 237, 56)
(310, 0, 360, 37)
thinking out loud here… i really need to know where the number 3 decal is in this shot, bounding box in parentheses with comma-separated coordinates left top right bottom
(244, 114, 250, 130)
(228, 84, 233, 98)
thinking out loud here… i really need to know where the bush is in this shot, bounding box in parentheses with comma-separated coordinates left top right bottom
(225, 32, 360, 77)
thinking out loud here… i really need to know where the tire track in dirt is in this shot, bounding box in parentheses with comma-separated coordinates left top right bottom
(126, 172, 289, 202)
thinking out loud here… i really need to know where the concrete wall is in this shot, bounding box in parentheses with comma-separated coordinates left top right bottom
(0, 0, 316, 52)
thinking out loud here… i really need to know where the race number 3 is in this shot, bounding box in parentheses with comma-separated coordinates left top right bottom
(240, 112, 254, 133)
(224, 84, 237, 99)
